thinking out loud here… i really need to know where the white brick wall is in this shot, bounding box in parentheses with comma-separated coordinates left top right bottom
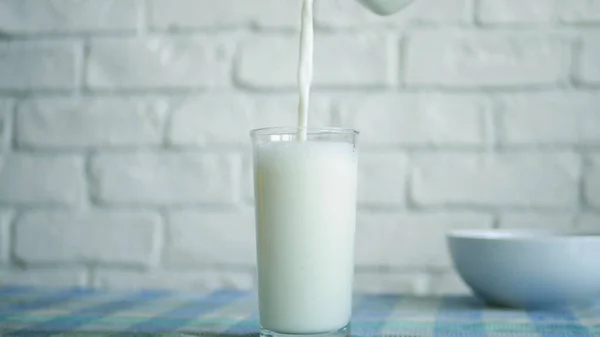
(86, 37, 233, 90)
(358, 153, 408, 207)
(585, 155, 600, 209)
(497, 92, 600, 146)
(477, 0, 600, 25)
(149, 0, 300, 30)
(0, 99, 13, 151)
(498, 213, 575, 230)
(237, 34, 393, 88)
(90, 152, 240, 206)
(579, 213, 600, 230)
(0, 0, 143, 34)
(355, 212, 493, 268)
(404, 31, 569, 87)
(411, 153, 580, 208)
(478, 0, 555, 24)
(430, 271, 471, 295)
(14, 211, 162, 266)
(337, 94, 489, 147)
(559, 0, 600, 24)
(164, 211, 256, 267)
(0, 0, 598, 295)
(167, 94, 331, 147)
(578, 35, 600, 85)
(315, 0, 471, 28)
(0, 211, 12, 264)
(0, 154, 86, 206)
(17, 98, 169, 149)
(0, 41, 81, 91)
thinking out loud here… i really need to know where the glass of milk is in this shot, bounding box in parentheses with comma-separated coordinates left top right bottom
(251, 127, 359, 337)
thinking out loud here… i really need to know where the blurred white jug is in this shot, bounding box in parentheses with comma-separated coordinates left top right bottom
(356, 0, 416, 15)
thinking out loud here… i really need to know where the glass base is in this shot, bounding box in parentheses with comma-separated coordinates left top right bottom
(260, 324, 350, 337)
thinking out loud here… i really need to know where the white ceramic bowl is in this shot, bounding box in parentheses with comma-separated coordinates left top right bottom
(447, 230, 600, 308)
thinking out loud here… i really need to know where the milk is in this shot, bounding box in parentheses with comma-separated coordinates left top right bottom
(254, 141, 358, 334)
(296, 0, 314, 141)
(254, 0, 357, 334)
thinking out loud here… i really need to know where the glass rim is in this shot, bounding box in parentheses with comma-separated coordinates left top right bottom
(250, 126, 359, 137)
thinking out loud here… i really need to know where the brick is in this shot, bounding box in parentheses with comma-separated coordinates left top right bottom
(94, 269, 254, 291)
(577, 213, 600, 231)
(411, 153, 580, 207)
(150, 0, 299, 30)
(86, 37, 232, 90)
(0, 41, 79, 90)
(17, 98, 169, 149)
(172, 93, 333, 204)
(0, 100, 12, 151)
(248, 94, 332, 128)
(430, 271, 471, 295)
(354, 272, 429, 295)
(558, 0, 600, 23)
(478, 0, 600, 24)
(169, 95, 250, 147)
(355, 212, 492, 268)
(577, 36, 600, 85)
(498, 92, 600, 146)
(338, 94, 489, 147)
(91, 152, 239, 206)
(498, 213, 574, 230)
(404, 31, 568, 87)
(165, 211, 256, 267)
(358, 153, 408, 207)
(0, 268, 87, 287)
(237, 34, 392, 89)
(168, 94, 331, 147)
(0, 211, 11, 264)
(584, 155, 600, 208)
(0, 0, 142, 34)
(14, 211, 161, 266)
(316, 0, 470, 28)
(478, 0, 555, 24)
(0, 154, 85, 206)
(243, 156, 255, 204)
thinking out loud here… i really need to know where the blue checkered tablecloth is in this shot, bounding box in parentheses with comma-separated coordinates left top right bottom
(0, 286, 598, 336)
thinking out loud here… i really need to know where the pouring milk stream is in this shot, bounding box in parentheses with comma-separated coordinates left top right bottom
(296, 0, 314, 141)
(296, 0, 414, 140)
(254, 0, 416, 335)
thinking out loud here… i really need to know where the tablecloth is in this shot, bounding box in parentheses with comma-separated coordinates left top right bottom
(0, 286, 598, 336)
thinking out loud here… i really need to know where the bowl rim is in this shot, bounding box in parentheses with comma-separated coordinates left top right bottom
(447, 229, 600, 241)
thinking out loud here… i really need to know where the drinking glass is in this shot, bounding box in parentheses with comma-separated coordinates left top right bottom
(250, 127, 359, 337)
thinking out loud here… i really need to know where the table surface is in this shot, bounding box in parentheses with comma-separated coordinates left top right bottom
(0, 286, 598, 336)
